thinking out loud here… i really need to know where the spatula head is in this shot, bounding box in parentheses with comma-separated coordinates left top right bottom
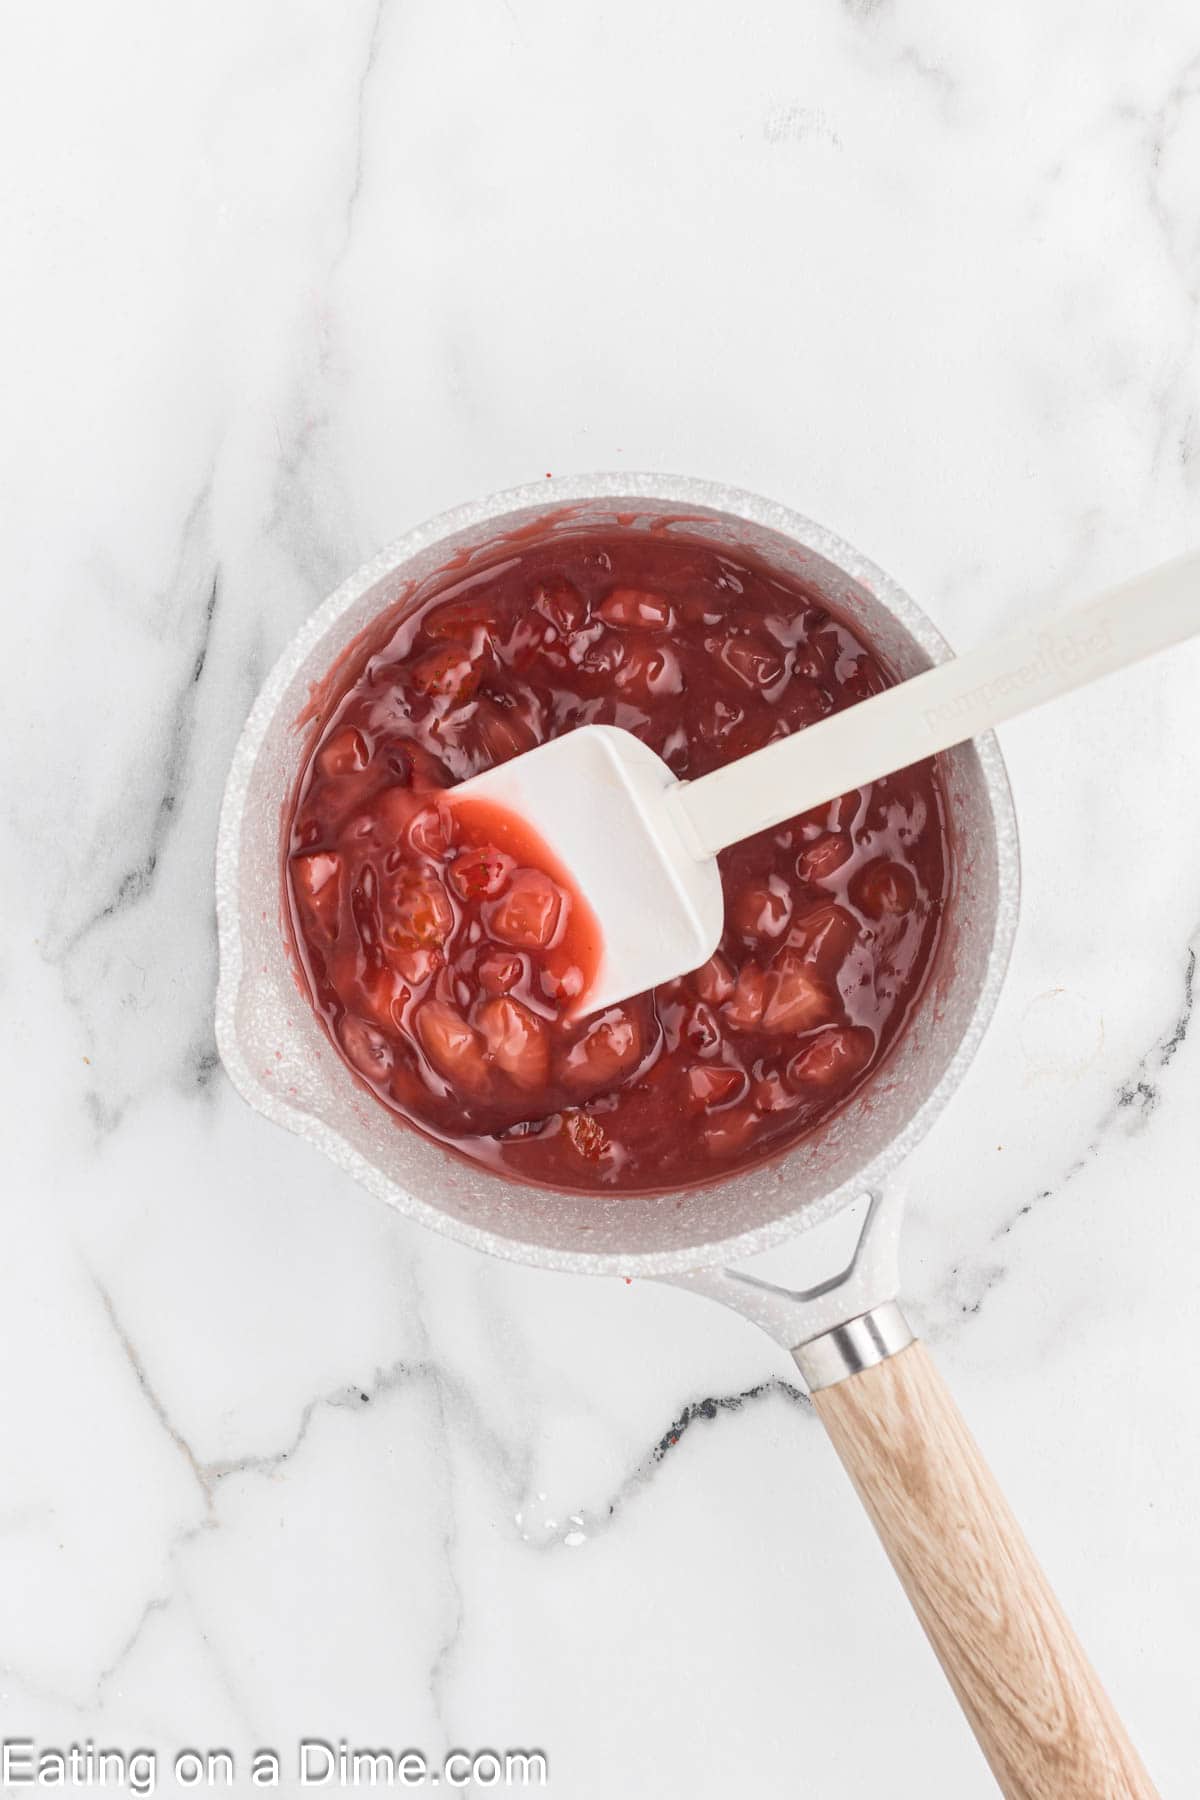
(450, 724, 724, 1014)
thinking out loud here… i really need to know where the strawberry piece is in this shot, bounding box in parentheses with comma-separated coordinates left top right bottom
(787, 902, 859, 970)
(724, 709, 778, 759)
(851, 858, 918, 919)
(338, 1016, 393, 1082)
(478, 996, 550, 1090)
(387, 1054, 429, 1111)
(562, 1110, 610, 1162)
(386, 873, 454, 951)
(391, 944, 442, 986)
(487, 869, 564, 949)
(702, 1102, 760, 1156)
(722, 964, 766, 1032)
(351, 852, 382, 916)
(410, 643, 481, 704)
(753, 1067, 799, 1113)
(692, 952, 735, 1006)
(421, 596, 496, 641)
(839, 653, 887, 705)
(687, 1064, 746, 1109)
(732, 875, 793, 940)
(796, 831, 853, 884)
(370, 785, 446, 851)
(761, 951, 836, 1034)
(406, 801, 453, 859)
(357, 961, 407, 1032)
(370, 769, 450, 847)
(720, 635, 785, 692)
(316, 727, 369, 779)
(532, 579, 588, 636)
(695, 696, 745, 746)
(471, 699, 537, 765)
(682, 1002, 723, 1055)
(382, 741, 452, 794)
(371, 785, 421, 842)
(538, 944, 585, 1004)
(561, 1009, 642, 1094)
(291, 852, 341, 936)
(793, 626, 841, 684)
(597, 587, 673, 630)
(501, 612, 553, 673)
(571, 629, 625, 679)
(416, 1001, 491, 1095)
(787, 1025, 875, 1091)
(831, 789, 863, 832)
(614, 640, 684, 699)
(449, 846, 513, 902)
(477, 948, 524, 995)
(777, 677, 829, 732)
(582, 640, 629, 680)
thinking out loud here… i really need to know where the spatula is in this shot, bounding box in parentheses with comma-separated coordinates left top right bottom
(452, 550, 1200, 1013)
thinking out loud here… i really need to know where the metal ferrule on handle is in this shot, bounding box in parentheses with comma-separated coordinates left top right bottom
(792, 1301, 913, 1390)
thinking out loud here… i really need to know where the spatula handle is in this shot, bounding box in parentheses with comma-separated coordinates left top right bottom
(804, 1334, 1158, 1799)
(674, 549, 1200, 857)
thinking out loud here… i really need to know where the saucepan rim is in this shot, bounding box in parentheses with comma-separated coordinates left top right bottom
(214, 473, 1020, 1275)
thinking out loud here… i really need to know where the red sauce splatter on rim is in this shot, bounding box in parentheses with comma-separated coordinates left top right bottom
(285, 528, 952, 1194)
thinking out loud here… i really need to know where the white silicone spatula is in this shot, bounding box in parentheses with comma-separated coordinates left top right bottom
(452, 551, 1200, 1013)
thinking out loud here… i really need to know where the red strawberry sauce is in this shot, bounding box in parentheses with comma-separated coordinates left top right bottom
(285, 528, 952, 1193)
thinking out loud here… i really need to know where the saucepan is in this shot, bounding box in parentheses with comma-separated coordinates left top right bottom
(215, 475, 1156, 1797)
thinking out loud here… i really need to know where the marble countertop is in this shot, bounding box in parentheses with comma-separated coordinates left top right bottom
(4, 2, 1200, 1794)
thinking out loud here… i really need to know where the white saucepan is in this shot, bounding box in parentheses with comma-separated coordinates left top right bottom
(216, 475, 1157, 1798)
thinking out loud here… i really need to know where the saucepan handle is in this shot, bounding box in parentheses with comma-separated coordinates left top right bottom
(796, 1310, 1158, 1799)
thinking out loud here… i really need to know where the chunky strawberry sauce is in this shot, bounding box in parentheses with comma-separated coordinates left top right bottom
(286, 528, 951, 1194)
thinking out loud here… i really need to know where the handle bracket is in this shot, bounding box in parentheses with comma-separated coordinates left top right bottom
(659, 1183, 906, 1353)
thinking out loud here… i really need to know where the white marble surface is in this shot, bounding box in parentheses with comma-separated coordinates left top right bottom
(3, 2, 1200, 1794)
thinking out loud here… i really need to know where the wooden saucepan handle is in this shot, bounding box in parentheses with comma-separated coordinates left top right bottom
(808, 1335, 1157, 1799)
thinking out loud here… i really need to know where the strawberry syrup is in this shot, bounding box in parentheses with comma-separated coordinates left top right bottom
(285, 528, 952, 1193)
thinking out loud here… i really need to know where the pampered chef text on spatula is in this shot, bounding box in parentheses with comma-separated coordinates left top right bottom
(452, 550, 1200, 1013)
